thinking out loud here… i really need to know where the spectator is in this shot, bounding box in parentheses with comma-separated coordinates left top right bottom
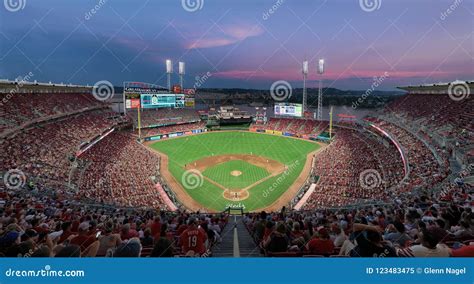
(179, 218, 207, 256)
(397, 227, 450, 257)
(113, 238, 142, 257)
(150, 224, 174, 257)
(384, 221, 412, 247)
(306, 228, 335, 255)
(264, 222, 288, 253)
(350, 223, 397, 257)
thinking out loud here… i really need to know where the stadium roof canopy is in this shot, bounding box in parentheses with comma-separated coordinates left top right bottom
(397, 80, 473, 94)
(0, 79, 92, 93)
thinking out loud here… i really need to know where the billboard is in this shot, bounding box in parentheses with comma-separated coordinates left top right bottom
(125, 98, 141, 109)
(274, 103, 303, 117)
(185, 97, 195, 108)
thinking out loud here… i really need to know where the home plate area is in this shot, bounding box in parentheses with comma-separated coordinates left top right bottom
(184, 154, 286, 201)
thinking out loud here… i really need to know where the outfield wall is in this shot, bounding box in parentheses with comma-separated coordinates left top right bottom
(143, 128, 207, 141)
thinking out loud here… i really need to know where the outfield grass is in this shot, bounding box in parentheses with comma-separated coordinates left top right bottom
(150, 131, 319, 211)
(203, 160, 270, 189)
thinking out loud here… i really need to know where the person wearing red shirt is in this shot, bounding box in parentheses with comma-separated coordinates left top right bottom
(179, 218, 207, 256)
(149, 216, 162, 239)
(70, 222, 96, 252)
(58, 222, 73, 244)
(305, 228, 335, 255)
(451, 245, 474, 257)
(176, 219, 188, 236)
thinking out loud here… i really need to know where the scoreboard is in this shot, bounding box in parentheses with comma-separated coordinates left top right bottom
(274, 103, 303, 117)
(123, 82, 193, 111)
(140, 94, 185, 109)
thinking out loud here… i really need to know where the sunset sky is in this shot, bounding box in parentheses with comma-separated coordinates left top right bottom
(0, 0, 472, 90)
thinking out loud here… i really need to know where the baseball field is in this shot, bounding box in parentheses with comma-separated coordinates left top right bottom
(150, 131, 320, 212)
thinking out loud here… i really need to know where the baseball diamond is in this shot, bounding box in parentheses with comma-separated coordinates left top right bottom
(150, 131, 321, 212)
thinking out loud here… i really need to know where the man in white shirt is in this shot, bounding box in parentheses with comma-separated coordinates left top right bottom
(397, 226, 450, 257)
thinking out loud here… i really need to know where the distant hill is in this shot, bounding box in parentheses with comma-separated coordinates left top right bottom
(197, 87, 404, 108)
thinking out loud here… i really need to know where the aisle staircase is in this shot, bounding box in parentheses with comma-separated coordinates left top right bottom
(212, 215, 262, 257)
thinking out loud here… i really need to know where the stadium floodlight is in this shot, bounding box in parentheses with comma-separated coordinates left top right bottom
(302, 60, 309, 112)
(179, 62, 185, 89)
(317, 58, 325, 120)
(318, 59, 325, 74)
(166, 59, 173, 73)
(179, 62, 185, 75)
(166, 59, 173, 91)
(302, 61, 309, 75)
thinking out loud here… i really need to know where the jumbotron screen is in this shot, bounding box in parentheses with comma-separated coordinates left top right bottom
(140, 94, 185, 109)
(274, 103, 303, 117)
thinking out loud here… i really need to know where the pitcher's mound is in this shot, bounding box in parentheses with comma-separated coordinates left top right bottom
(230, 170, 242, 177)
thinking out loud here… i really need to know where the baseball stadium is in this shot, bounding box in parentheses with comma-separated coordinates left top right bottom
(0, 0, 473, 269)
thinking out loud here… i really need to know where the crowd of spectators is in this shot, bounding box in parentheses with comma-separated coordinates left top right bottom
(252, 118, 328, 136)
(386, 93, 473, 147)
(1, 110, 127, 189)
(0, 92, 104, 133)
(366, 118, 449, 192)
(0, 189, 228, 257)
(71, 131, 170, 209)
(244, 185, 473, 257)
(301, 128, 405, 209)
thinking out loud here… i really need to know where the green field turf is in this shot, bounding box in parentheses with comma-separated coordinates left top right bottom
(203, 160, 270, 189)
(150, 131, 319, 211)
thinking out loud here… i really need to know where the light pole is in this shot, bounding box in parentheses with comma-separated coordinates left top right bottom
(317, 59, 325, 121)
(179, 62, 185, 89)
(166, 59, 173, 92)
(302, 60, 309, 113)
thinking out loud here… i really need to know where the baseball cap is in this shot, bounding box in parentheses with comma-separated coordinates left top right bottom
(78, 222, 90, 231)
(318, 228, 329, 239)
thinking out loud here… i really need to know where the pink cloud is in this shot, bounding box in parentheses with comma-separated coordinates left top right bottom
(188, 38, 237, 49)
(186, 24, 264, 49)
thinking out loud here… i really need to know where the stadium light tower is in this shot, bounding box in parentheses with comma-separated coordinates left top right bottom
(317, 58, 325, 121)
(166, 59, 173, 91)
(179, 62, 185, 89)
(302, 60, 309, 113)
